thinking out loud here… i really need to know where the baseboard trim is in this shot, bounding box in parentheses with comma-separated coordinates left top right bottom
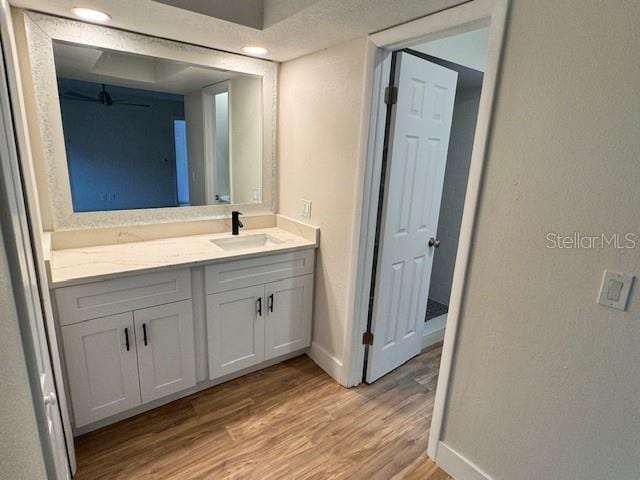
(436, 442, 492, 480)
(307, 341, 344, 383)
(422, 315, 446, 350)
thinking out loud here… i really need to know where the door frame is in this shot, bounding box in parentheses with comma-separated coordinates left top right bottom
(342, 0, 509, 460)
(202, 80, 233, 204)
(0, 0, 75, 476)
(0, 5, 72, 478)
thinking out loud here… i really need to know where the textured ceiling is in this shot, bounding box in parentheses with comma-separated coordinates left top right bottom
(10, 0, 464, 62)
(152, 0, 266, 29)
(152, 0, 322, 30)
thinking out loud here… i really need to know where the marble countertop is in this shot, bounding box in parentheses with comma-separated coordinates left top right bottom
(49, 227, 317, 288)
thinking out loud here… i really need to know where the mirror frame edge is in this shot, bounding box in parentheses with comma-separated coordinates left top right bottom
(20, 10, 277, 231)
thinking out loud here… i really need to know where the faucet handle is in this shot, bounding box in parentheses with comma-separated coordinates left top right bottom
(231, 210, 243, 234)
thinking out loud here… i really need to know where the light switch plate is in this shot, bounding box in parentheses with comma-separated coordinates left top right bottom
(597, 270, 634, 311)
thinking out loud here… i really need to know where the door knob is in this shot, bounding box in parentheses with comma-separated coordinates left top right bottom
(44, 392, 57, 407)
(428, 237, 441, 248)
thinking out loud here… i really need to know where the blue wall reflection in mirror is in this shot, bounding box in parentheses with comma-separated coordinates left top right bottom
(58, 78, 191, 212)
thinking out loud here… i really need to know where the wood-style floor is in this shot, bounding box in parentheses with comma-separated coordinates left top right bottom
(75, 346, 451, 480)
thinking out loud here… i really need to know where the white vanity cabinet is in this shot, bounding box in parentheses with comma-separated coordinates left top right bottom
(206, 250, 315, 379)
(53, 247, 316, 430)
(134, 300, 196, 403)
(55, 269, 196, 427)
(206, 285, 266, 378)
(61, 312, 141, 427)
(264, 275, 314, 360)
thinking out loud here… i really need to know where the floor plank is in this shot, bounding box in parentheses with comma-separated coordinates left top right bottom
(74, 346, 451, 479)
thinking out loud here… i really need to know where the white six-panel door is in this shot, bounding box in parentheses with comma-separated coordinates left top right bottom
(62, 312, 141, 426)
(366, 52, 458, 382)
(134, 300, 196, 403)
(207, 285, 265, 378)
(265, 275, 313, 360)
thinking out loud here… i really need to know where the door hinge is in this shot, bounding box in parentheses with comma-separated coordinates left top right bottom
(384, 85, 398, 105)
(362, 331, 374, 345)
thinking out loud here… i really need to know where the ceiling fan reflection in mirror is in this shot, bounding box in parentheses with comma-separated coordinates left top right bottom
(60, 83, 151, 108)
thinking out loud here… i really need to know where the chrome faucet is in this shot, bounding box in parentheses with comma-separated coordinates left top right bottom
(231, 211, 243, 235)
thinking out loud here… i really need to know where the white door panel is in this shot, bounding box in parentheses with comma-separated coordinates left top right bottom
(265, 275, 313, 359)
(135, 300, 196, 403)
(207, 285, 265, 379)
(62, 313, 141, 427)
(367, 52, 457, 382)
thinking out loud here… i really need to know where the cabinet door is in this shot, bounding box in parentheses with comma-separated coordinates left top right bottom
(61, 313, 140, 427)
(265, 275, 313, 360)
(207, 285, 265, 379)
(134, 300, 196, 403)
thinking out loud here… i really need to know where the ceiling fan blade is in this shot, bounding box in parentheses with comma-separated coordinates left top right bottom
(114, 101, 151, 108)
(62, 91, 97, 101)
(61, 95, 100, 103)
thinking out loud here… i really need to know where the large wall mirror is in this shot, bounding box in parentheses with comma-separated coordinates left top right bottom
(21, 12, 276, 230)
(55, 43, 263, 211)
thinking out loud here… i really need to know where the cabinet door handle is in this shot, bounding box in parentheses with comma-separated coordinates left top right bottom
(268, 294, 274, 313)
(124, 327, 130, 351)
(256, 297, 262, 316)
(143, 323, 148, 346)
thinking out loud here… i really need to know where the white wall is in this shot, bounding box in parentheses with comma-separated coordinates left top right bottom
(11, 8, 54, 230)
(187, 78, 262, 206)
(440, 1, 640, 479)
(429, 86, 481, 305)
(0, 226, 47, 480)
(184, 91, 206, 205)
(58, 79, 184, 211)
(278, 38, 369, 376)
(230, 75, 262, 204)
(412, 27, 489, 72)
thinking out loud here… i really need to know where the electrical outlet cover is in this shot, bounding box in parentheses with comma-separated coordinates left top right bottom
(302, 199, 312, 219)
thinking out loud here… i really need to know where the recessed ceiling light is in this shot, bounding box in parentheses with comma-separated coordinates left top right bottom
(70, 7, 111, 23)
(242, 46, 268, 56)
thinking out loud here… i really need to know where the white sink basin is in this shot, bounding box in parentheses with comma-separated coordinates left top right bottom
(211, 233, 284, 251)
